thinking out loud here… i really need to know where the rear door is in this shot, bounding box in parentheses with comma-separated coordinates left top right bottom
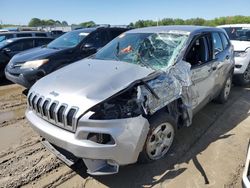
(211, 32, 233, 94)
(185, 34, 216, 111)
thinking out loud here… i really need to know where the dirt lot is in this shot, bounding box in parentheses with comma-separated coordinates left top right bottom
(0, 80, 249, 188)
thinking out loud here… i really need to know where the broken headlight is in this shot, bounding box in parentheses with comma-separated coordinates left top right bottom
(89, 88, 143, 120)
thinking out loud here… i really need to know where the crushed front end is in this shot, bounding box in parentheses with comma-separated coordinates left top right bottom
(26, 90, 150, 175)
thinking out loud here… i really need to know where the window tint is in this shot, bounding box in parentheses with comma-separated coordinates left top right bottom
(8, 42, 23, 51)
(22, 40, 34, 50)
(109, 29, 125, 40)
(186, 36, 210, 66)
(5, 34, 14, 39)
(16, 33, 32, 37)
(0, 34, 13, 42)
(212, 32, 223, 55)
(85, 30, 108, 48)
(220, 33, 230, 49)
(35, 33, 47, 37)
(35, 38, 51, 46)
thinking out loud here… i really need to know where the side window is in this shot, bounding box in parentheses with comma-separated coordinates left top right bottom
(185, 35, 210, 67)
(22, 39, 34, 50)
(35, 33, 47, 37)
(212, 32, 223, 56)
(85, 30, 108, 48)
(8, 42, 23, 51)
(16, 33, 32, 37)
(0, 34, 13, 42)
(35, 38, 51, 46)
(220, 33, 230, 49)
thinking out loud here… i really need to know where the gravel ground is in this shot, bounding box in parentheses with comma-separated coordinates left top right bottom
(0, 80, 249, 188)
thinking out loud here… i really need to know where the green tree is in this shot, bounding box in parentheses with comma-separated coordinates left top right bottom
(62, 21, 68, 26)
(79, 21, 96, 28)
(46, 19, 56, 26)
(55, 20, 61, 25)
(28, 18, 42, 27)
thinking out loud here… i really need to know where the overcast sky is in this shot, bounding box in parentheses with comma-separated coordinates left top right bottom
(1, 0, 250, 25)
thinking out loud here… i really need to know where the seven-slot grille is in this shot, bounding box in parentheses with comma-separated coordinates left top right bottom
(28, 93, 78, 132)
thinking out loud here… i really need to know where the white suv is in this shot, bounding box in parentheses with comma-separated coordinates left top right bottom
(218, 24, 250, 85)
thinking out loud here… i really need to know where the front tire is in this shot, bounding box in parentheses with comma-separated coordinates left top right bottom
(234, 63, 250, 86)
(138, 112, 176, 163)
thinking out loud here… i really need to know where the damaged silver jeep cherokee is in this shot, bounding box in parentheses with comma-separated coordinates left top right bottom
(26, 26, 234, 175)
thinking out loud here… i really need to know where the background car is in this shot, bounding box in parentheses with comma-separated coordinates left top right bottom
(218, 24, 250, 85)
(5, 26, 129, 88)
(0, 31, 51, 42)
(25, 26, 234, 175)
(0, 37, 53, 79)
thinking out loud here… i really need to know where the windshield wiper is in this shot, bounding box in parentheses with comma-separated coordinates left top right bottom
(112, 42, 120, 61)
(116, 42, 120, 56)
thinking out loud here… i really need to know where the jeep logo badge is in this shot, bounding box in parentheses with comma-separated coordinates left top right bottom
(49, 91, 59, 97)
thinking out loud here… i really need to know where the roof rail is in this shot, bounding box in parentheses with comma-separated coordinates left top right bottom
(95, 24, 132, 29)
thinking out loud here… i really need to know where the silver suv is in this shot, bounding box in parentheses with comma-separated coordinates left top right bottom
(26, 26, 234, 175)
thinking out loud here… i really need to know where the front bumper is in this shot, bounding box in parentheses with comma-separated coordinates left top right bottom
(234, 56, 250, 75)
(26, 110, 150, 175)
(242, 142, 250, 188)
(5, 68, 41, 88)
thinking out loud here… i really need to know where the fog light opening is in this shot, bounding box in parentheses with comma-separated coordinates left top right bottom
(87, 133, 115, 145)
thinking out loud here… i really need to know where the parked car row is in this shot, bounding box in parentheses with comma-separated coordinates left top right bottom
(0, 30, 64, 42)
(5, 26, 129, 88)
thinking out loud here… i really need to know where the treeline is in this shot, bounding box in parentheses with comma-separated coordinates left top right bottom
(28, 18, 96, 27)
(28, 18, 69, 27)
(130, 16, 250, 28)
(2, 15, 250, 29)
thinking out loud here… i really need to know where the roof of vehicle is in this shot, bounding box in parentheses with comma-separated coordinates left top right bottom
(0, 31, 48, 35)
(126, 25, 224, 35)
(217, 24, 250, 28)
(3, 37, 53, 43)
(69, 28, 97, 33)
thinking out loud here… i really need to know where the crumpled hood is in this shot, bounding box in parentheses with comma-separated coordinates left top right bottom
(30, 59, 154, 114)
(231, 40, 250, 51)
(11, 46, 61, 63)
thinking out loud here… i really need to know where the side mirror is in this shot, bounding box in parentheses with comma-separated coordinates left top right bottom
(2, 48, 11, 54)
(82, 43, 97, 53)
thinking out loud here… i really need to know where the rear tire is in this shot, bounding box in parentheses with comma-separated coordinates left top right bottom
(138, 112, 176, 163)
(215, 75, 232, 104)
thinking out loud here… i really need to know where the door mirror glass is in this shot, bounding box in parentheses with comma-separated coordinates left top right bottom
(83, 43, 94, 49)
(82, 43, 97, 53)
(2, 48, 11, 53)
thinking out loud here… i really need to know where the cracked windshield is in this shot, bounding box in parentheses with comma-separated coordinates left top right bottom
(94, 32, 188, 70)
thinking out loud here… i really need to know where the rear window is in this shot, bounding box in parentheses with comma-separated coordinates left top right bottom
(35, 33, 47, 37)
(16, 33, 32, 37)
